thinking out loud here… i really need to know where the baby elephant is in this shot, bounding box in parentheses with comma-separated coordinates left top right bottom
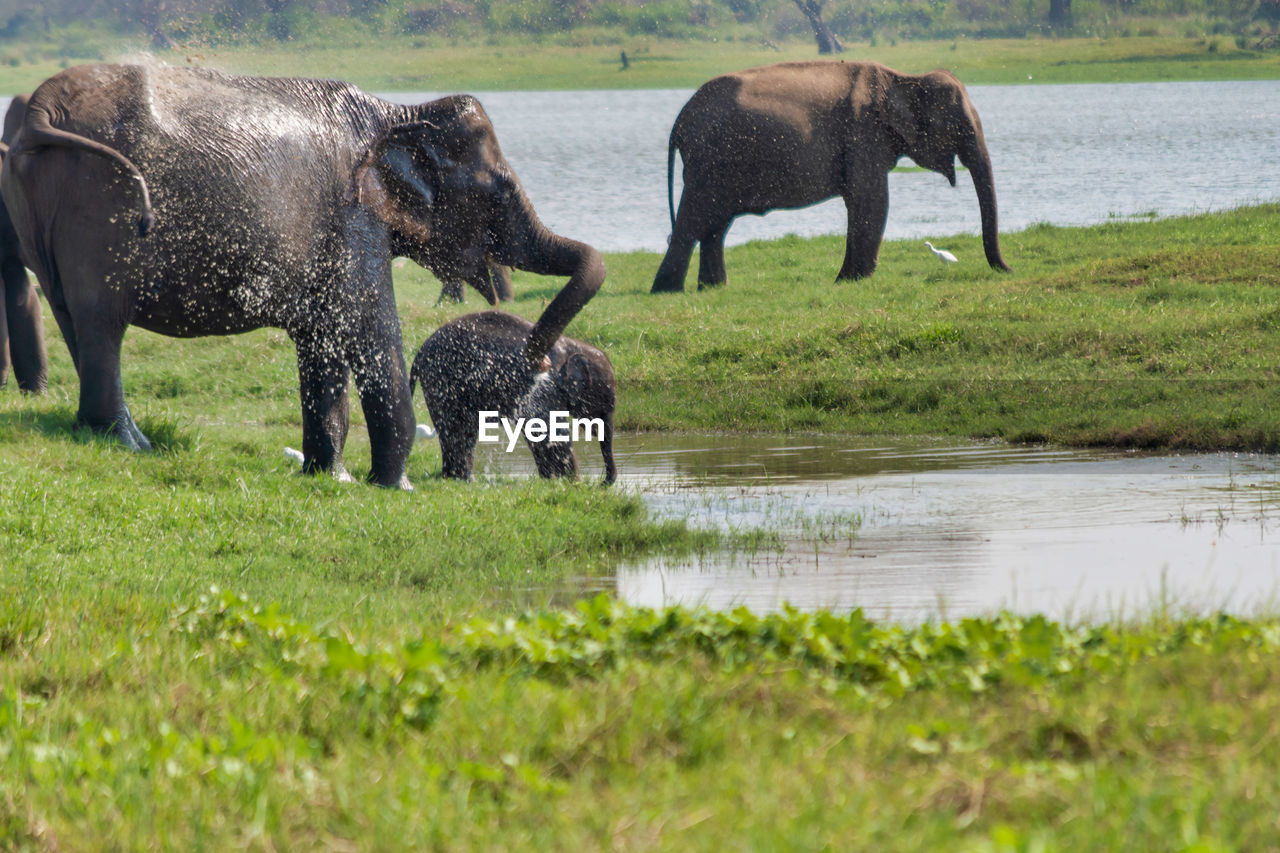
(411, 311, 616, 484)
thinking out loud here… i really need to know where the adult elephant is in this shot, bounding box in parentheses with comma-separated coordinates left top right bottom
(0, 93, 48, 393)
(651, 61, 1010, 292)
(1, 63, 603, 488)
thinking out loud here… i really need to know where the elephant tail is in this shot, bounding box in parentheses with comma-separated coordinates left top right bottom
(408, 347, 424, 399)
(667, 129, 679, 234)
(18, 102, 155, 237)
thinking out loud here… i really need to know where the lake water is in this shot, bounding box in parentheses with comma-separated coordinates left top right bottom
(375, 79, 1280, 252)
(8, 80, 1276, 252)
(478, 434, 1280, 623)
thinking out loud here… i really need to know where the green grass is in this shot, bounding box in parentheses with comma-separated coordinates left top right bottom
(204, 33, 1280, 90)
(4, 206, 1280, 847)
(13, 205, 1274, 457)
(6, 588, 1280, 848)
(480, 203, 1278, 451)
(1, 33, 1278, 94)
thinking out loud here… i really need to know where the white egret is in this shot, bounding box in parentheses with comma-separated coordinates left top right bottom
(924, 241, 958, 264)
(284, 425, 434, 468)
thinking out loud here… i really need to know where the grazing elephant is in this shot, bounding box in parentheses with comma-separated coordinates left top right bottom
(410, 309, 616, 484)
(0, 93, 48, 393)
(1, 63, 603, 488)
(437, 261, 514, 304)
(651, 60, 1010, 292)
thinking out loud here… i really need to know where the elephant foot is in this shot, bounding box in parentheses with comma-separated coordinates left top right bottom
(696, 279, 727, 291)
(366, 461, 409, 489)
(80, 414, 152, 452)
(836, 265, 875, 281)
(382, 473, 414, 491)
(367, 469, 412, 490)
(650, 266, 688, 293)
(300, 457, 356, 483)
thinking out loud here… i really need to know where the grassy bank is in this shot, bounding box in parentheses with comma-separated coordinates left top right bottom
(1, 33, 1279, 94)
(4, 203, 1280, 846)
(8, 206, 1275, 457)
(406, 203, 1278, 451)
(204, 33, 1280, 90)
(5, 587, 1280, 848)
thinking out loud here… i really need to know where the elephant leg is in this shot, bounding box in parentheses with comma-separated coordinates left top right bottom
(48, 301, 79, 375)
(529, 438, 576, 480)
(293, 332, 353, 483)
(340, 263, 415, 489)
(696, 219, 732, 288)
(437, 415, 477, 481)
(490, 264, 513, 302)
(347, 331, 415, 491)
(0, 280, 8, 388)
(838, 178, 890, 280)
(3, 267, 49, 394)
(651, 196, 706, 294)
(437, 279, 464, 304)
(74, 324, 150, 450)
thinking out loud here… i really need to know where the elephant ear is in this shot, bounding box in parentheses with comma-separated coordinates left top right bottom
(559, 353, 595, 403)
(356, 121, 441, 243)
(881, 84, 919, 152)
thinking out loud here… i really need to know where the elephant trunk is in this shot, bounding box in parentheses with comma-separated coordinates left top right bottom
(960, 138, 1010, 273)
(600, 412, 616, 485)
(501, 202, 606, 370)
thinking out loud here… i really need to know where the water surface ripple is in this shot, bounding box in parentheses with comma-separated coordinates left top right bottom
(480, 434, 1280, 622)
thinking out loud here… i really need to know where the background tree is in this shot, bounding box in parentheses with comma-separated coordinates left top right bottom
(792, 0, 843, 53)
(133, 0, 176, 47)
(1049, 0, 1072, 28)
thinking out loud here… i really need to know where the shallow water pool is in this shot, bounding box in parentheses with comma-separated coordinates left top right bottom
(481, 433, 1280, 622)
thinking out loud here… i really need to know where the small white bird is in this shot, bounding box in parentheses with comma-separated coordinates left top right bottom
(284, 424, 436, 468)
(924, 241, 958, 264)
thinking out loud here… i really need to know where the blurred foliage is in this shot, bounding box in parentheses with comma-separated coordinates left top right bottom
(1, 0, 1278, 52)
(173, 586, 1280, 723)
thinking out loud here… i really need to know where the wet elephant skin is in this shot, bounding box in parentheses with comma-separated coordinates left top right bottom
(652, 60, 1010, 292)
(1, 63, 602, 487)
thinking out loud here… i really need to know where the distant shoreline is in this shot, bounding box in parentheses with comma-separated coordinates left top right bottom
(1, 34, 1278, 94)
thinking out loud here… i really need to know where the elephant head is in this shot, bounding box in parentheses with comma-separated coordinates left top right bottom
(522, 345, 617, 484)
(881, 68, 1010, 272)
(359, 95, 604, 343)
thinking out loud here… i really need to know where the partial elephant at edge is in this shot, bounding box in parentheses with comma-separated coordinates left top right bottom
(0, 92, 48, 394)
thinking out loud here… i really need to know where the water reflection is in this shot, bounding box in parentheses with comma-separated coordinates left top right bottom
(480, 433, 1280, 622)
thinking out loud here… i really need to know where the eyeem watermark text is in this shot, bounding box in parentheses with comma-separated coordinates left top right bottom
(478, 411, 605, 451)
